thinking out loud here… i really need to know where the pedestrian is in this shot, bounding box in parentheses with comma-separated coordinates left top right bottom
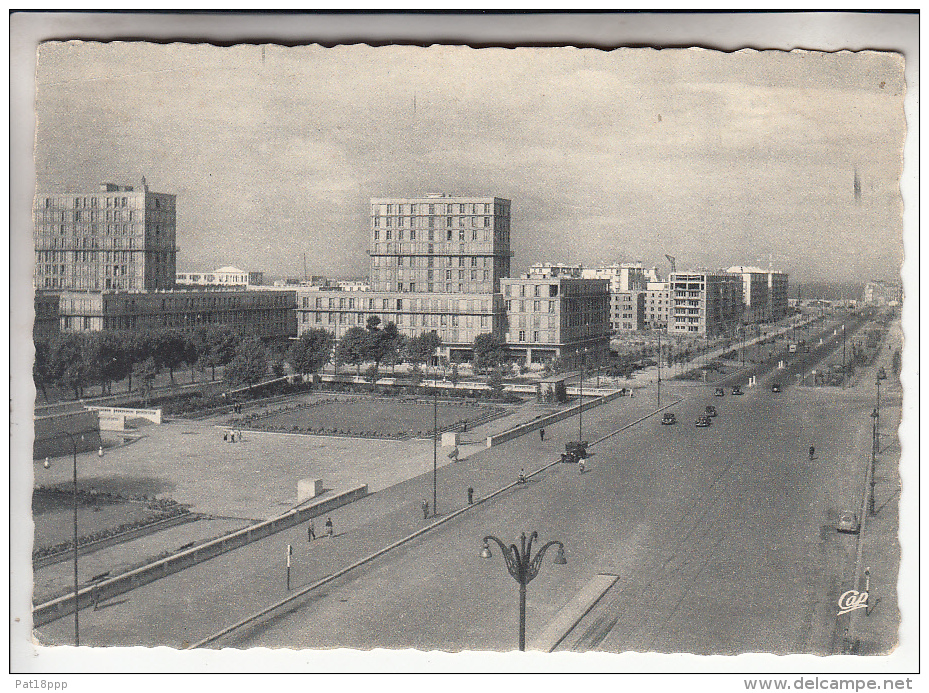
(578, 458, 586, 474)
(43, 457, 50, 469)
(809, 445, 815, 460)
(462, 422, 468, 433)
(98, 446, 104, 458)
(539, 428, 545, 442)
(325, 517, 333, 537)
(448, 446, 459, 462)
(92, 584, 100, 611)
(518, 469, 527, 485)
(421, 499, 429, 519)
(630, 389, 634, 398)
(223, 431, 228, 442)
(467, 486, 474, 505)
(307, 520, 316, 542)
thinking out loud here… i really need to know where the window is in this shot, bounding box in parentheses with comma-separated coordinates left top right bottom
(459, 229, 465, 241)
(374, 228, 379, 240)
(410, 228, 416, 240)
(519, 330, 526, 342)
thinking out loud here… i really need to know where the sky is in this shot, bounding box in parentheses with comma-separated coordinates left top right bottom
(33, 42, 905, 283)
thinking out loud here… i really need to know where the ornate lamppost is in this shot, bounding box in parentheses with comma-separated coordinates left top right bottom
(480, 532, 566, 651)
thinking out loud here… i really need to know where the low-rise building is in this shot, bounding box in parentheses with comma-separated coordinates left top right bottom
(176, 266, 263, 287)
(500, 276, 610, 368)
(296, 287, 505, 361)
(54, 288, 296, 338)
(668, 271, 742, 336)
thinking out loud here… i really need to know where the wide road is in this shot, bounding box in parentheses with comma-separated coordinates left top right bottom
(35, 314, 872, 652)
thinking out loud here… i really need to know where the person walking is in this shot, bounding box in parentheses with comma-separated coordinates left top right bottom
(307, 520, 316, 542)
(448, 445, 459, 462)
(325, 517, 333, 537)
(809, 445, 815, 461)
(467, 486, 474, 505)
(539, 428, 545, 442)
(421, 499, 430, 519)
(518, 469, 527, 485)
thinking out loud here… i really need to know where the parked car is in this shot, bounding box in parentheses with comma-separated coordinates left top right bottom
(877, 367, 887, 380)
(771, 383, 781, 393)
(661, 413, 677, 425)
(732, 385, 744, 395)
(695, 416, 712, 427)
(714, 387, 725, 397)
(704, 405, 717, 417)
(836, 511, 860, 534)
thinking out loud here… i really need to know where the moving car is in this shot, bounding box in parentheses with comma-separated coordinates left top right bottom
(704, 405, 717, 417)
(695, 415, 712, 427)
(771, 383, 781, 393)
(661, 412, 677, 425)
(732, 385, 744, 395)
(836, 511, 860, 534)
(714, 387, 725, 397)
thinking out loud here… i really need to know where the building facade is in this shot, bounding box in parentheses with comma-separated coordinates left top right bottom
(668, 272, 743, 336)
(34, 181, 177, 292)
(527, 263, 583, 279)
(369, 195, 511, 294)
(296, 288, 505, 359)
(614, 291, 645, 331)
(176, 266, 263, 287)
(725, 266, 790, 323)
(500, 276, 610, 368)
(862, 280, 902, 306)
(767, 270, 790, 320)
(33, 292, 60, 340)
(54, 288, 296, 338)
(643, 281, 672, 330)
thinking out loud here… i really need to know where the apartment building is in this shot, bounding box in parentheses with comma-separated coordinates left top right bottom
(614, 291, 645, 331)
(668, 271, 742, 336)
(34, 181, 177, 292)
(500, 276, 610, 368)
(643, 281, 672, 330)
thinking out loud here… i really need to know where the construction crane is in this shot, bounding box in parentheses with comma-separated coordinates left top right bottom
(664, 255, 676, 274)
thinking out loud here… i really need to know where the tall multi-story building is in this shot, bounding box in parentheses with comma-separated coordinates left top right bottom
(614, 291, 645, 331)
(527, 263, 583, 279)
(176, 266, 263, 287)
(581, 262, 653, 293)
(668, 271, 742, 336)
(501, 276, 610, 368)
(724, 266, 790, 323)
(766, 270, 789, 321)
(298, 195, 511, 361)
(34, 181, 177, 292)
(369, 195, 511, 294)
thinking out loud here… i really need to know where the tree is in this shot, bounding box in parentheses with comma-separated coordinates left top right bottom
(133, 356, 159, 406)
(52, 333, 94, 399)
(364, 363, 380, 391)
(405, 331, 441, 366)
(98, 331, 133, 395)
(152, 329, 189, 385)
(449, 363, 460, 388)
(409, 363, 423, 393)
(364, 317, 400, 371)
(192, 325, 239, 381)
(33, 337, 58, 402)
(289, 328, 334, 380)
(224, 338, 269, 389)
(472, 333, 506, 374)
(336, 326, 368, 375)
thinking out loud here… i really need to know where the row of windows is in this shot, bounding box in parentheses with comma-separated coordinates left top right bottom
(503, 283, 559, 298)
(377, 270, 491, 282)
(373, 255, 494, 268)
(38, 222, 170, 238)
(372, 228, 507, 244)
(301, 296, 493, 313)
(504, 299, 557, 314)
(42, 195, 174, 210)
(373, 202, 497, 215)
(508, 315, 557, 330)
(372, 282, 494, 294)
(374, 215, 494, 229)
(301, 310, 491, 329)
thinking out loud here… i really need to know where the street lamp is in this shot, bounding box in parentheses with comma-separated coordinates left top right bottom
(480, 532, 566, 651)
(432, 349, 439, 519)
(39, 430, 86, 646)
(656, 329, 661, 408)
(869, 407, 879, 516)
(578, 346, 587, 444)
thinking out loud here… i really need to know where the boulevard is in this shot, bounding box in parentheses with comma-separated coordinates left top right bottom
(33, 312, 897, 654)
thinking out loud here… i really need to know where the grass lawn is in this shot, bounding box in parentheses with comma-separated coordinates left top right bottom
(247, 397, 500, 438)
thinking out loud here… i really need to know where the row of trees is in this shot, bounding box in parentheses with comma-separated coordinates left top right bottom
(33, 325, 268, 401)
(34, 316, 528, 404)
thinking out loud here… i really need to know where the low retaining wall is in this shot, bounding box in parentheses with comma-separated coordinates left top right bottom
(86, 406, 162, 425)
(486, 388, 627, 448)
(33, 411, 101, 459)
(33, 484, 368, 627)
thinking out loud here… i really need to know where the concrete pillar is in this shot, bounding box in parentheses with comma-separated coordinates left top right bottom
(525, 348, 532, 366)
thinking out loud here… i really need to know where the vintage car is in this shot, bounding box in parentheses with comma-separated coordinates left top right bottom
(661, 412, 677, 425)
(771, 383, 781, 393)
(704, 405, 717, 417)
(695, 415, 712, 428)
(714, 387, 725, 397)
(731, 385, 744, 395)
(836, 511, 860, 534)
